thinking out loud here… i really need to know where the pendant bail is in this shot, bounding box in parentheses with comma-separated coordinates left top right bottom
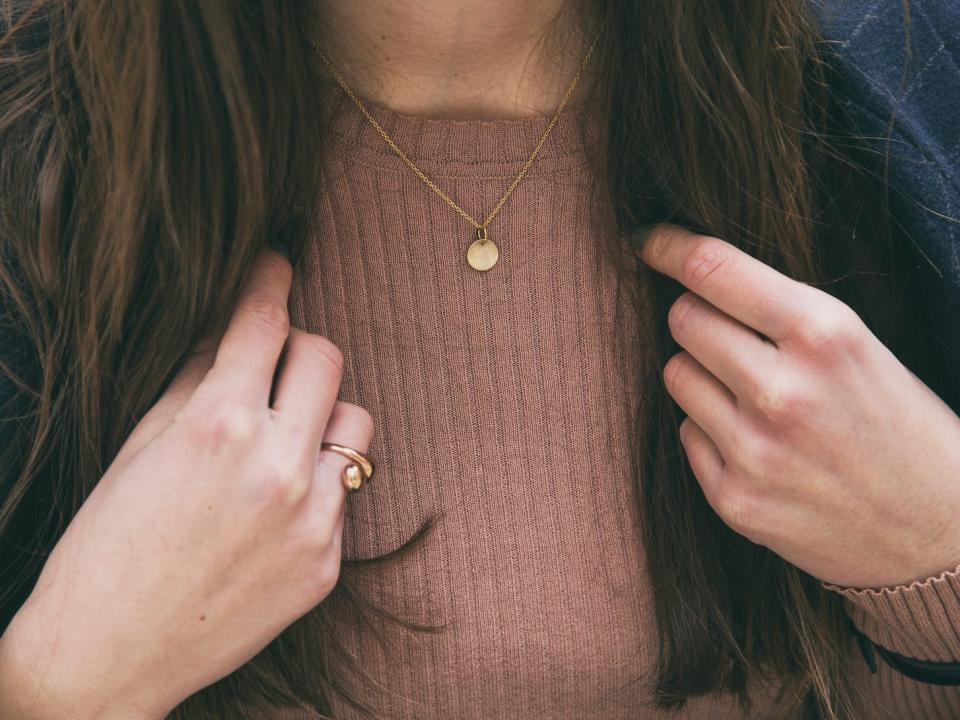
(476, 227, 488, 243)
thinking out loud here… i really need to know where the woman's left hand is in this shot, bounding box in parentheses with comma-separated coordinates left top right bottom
(638, 224, 960, 589)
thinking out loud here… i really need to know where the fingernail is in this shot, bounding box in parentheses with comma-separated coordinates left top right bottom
(627, 223, 657, 255)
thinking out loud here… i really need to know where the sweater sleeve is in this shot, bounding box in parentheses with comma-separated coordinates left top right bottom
(817, 567, 960, 718)
(823, 566, 960, 663)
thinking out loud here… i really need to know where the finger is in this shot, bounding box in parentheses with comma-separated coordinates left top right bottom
(272, 328, 344, 455)
(667, 291, 778, 400)
(162, 332, 222, 409)
(678, 416, 726, 507)
(114, 331, 223, 465)
(307, 401, 375, 514)
(663, 350, 738, 455)
(638, 224, 815, 344)
(322, 401, 375, 454)
(200, 248, 293, 407)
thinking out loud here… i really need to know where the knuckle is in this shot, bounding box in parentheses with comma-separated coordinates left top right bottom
(751, 376, 806, 424)
(792, 303, 864, 361)
(663, 352, 693, 394)
(186, 401, 260, 451)
(260, 456, 311, 506)
(667, 292, 698, 333)
(303, 334, 344, 375)
(728, 432, 778, 479)
(243, 293, 290, 338)
(680, 239, 730, 291)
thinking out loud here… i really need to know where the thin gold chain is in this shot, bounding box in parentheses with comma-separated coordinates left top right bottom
(303, 24, 604, 232)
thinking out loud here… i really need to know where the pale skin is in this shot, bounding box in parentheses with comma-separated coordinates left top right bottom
(640, 225, 960, 589)
(2, 1, 960, 718)
(307, 0, 595, 120)
(0, 250, 374, 720)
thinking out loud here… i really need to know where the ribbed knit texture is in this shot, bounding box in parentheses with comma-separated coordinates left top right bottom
(283, 81, 960, 719)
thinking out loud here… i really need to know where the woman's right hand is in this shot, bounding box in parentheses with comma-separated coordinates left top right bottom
(0, 247, 373, 720)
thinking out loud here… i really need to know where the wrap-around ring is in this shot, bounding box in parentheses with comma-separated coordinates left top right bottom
(320, 442, 375, 491)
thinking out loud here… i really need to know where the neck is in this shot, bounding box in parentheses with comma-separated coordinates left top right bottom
(307, 1, 598, 120)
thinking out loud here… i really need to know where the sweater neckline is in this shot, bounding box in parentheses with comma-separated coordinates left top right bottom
(316, 78, 599, 178)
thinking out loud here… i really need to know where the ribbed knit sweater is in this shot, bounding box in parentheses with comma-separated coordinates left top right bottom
(282, 81, 960, 719)
(0, 4, 958, 719)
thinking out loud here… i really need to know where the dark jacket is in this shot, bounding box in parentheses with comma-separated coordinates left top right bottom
(815, 0, 960, 410)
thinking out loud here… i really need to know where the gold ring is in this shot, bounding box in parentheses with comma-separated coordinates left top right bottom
(320, 442, 375, 491)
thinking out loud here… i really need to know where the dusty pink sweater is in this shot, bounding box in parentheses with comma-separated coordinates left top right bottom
(285, 81, 960, 719)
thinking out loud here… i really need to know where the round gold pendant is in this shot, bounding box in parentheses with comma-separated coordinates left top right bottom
(467, 228, 499, 271)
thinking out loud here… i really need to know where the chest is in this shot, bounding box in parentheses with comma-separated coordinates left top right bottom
(287, 161, 662, 717)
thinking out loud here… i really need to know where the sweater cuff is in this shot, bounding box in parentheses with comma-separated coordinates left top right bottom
(822, 563, 960, 662)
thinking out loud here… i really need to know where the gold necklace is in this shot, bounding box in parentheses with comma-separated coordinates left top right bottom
(303, 25, 604, 272)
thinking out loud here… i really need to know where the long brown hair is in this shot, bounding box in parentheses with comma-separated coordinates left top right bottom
(1, 1, 950, 718)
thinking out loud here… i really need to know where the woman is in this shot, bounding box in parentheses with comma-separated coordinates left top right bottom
(0, 0, 958, 718)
